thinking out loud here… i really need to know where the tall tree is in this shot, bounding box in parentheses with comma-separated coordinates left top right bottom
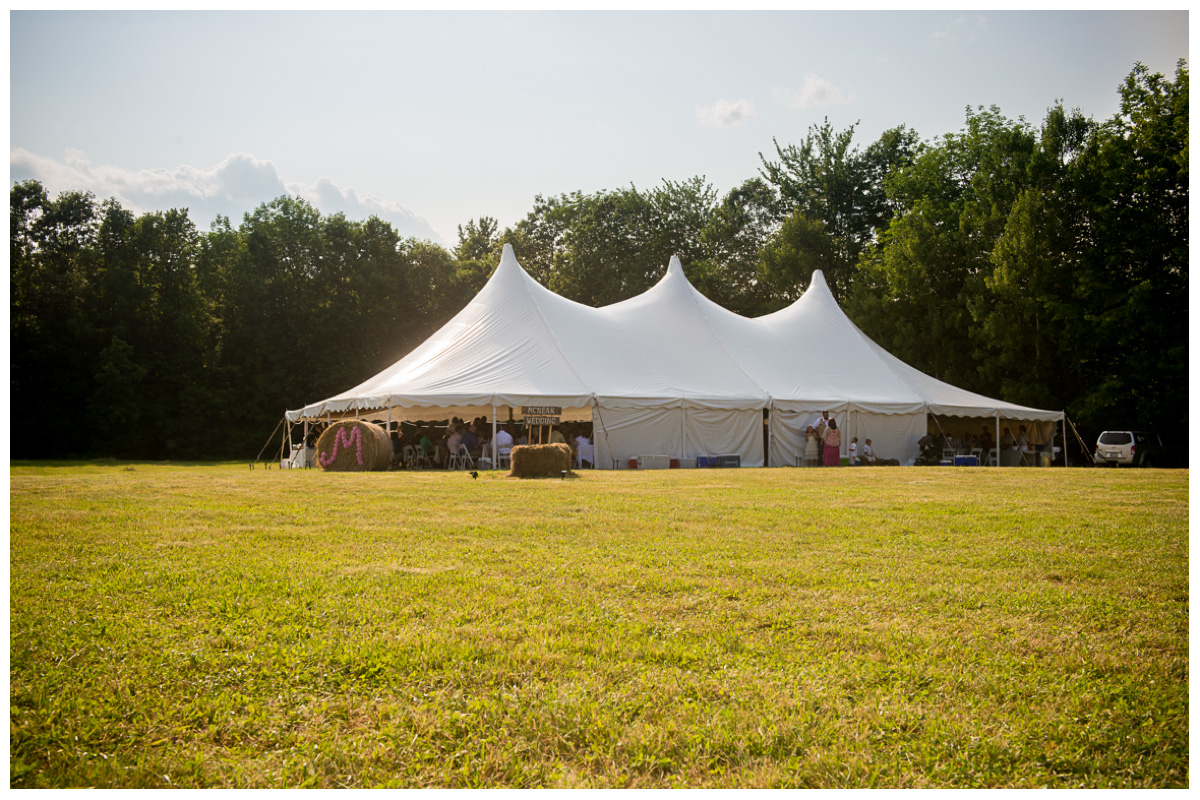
(760, 121, 920, 297)
(847, 107, 1039, 390)
(455, 216, 499, 261)
(693, 178, 783, 316)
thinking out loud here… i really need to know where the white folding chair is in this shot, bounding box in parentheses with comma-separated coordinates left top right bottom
(448, 444, 473, 471)
(984, 448, 999, 467)
(408, 445, 431, 469)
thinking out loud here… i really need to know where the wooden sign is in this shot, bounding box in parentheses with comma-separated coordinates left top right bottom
(522, 405, 561, 425)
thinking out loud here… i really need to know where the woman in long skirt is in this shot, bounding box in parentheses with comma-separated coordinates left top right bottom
(823, 419, 842, 466)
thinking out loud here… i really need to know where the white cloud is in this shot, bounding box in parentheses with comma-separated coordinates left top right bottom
(9, 148, 445, 244)
(931, 15, 988, 44)
(696, 98, 756, 128)
(773, 74, 852, 110)
(289, 177, 441, 243)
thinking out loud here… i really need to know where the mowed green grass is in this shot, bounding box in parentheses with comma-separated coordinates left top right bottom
(9, 463, 1188, 788)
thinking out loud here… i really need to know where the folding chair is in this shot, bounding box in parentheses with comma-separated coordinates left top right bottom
(448, 444, 473, 471)
(984, 448, 999, 467)
(408, 445, 431, 469)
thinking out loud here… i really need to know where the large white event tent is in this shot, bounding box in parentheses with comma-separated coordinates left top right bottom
(286, 244, 1064, 467)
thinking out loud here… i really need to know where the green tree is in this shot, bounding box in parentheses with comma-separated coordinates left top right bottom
(757, 210, 838, 303)
(848, 108, 1039, 390)
(692, 178, 783, 316)
(760, 121, 920, 297)
(455, 216, 499, 261)
(10, 184, 101, 457)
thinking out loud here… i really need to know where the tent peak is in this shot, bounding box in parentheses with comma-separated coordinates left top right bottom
(667, 255, 684, 276)
(807, 269, 829, 294)
(499, 243, 518, 268)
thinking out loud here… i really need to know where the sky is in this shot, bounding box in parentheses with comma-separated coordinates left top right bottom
(9, 8, 1190, 249)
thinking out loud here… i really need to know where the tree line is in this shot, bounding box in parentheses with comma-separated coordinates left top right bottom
(10, 61, 1187, 461)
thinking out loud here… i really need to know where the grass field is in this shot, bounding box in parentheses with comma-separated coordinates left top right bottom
(9, 463, 1189, 788)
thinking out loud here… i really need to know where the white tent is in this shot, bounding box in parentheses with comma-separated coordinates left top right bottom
(286, 244, 1063, 467)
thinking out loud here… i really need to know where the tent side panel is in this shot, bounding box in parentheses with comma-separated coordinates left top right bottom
(770, 410, 924, 466)
(682, 407, 764, 467)
(849, 411, 924, 466)
(767, 409, 808, 467)
(593, 406, 684, 469)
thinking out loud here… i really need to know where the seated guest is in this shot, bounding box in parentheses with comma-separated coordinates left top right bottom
(495, 425, 514, 459)
(418, 428, 435, 463)
(462, 424, 480, 458)
(1000, 427, 1018, 450)
(549, 427, 566, 444)
(446, 425, 464, 462)
(861, 439, 878, 465)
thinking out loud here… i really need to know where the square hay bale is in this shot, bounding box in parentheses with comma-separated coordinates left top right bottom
(509, 443, 572, 478)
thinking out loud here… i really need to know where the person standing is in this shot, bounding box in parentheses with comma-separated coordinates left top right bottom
(823, 419, 842, 466)
(812, 411, 831, 466)
(848, 436, 859, 466)
(804, 425, 819, 467)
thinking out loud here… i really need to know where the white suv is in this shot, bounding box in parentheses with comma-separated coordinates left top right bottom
(1094, 431, 1165, 467)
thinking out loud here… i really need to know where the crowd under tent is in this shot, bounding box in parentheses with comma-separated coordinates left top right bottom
(285, 244, 1065, 468)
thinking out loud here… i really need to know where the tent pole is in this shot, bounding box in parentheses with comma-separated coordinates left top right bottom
(492, 405, 499, 471)
(995, 416, 1001, 468)
(282, 418, 289, 468)
(1062, 417, 1068, 467)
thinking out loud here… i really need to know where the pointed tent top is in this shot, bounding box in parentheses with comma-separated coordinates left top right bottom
(483, 242, 533, 292)
(666, 255, 684, 277)
(498, 242, 519, 271)
(806, 269, 829, 295)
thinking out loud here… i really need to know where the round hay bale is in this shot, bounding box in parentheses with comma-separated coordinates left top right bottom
(510, 443, 572, 478)
(315, 420, 392, 472)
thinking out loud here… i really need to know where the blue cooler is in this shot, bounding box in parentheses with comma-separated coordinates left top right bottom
(954, 455, 979, 467)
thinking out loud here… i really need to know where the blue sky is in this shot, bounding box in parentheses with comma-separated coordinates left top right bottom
(10, 9, 1189, 247)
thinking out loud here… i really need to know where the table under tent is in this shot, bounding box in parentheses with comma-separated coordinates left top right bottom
(284, 245, 1065, 469)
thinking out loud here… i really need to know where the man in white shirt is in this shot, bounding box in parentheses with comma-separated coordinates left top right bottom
(495, 426, 514, 458)
(810, 411, 832, 466)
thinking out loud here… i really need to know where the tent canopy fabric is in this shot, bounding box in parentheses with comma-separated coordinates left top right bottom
(287, 244, 1062, 464)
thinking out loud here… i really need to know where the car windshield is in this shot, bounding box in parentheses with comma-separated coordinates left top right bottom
(1099, 432, 1133, 445)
